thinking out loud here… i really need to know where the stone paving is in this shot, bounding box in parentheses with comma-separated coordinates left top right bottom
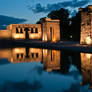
(13, 40, 92, 53)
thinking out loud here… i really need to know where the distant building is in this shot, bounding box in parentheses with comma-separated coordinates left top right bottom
(80, 5, 92, 45)
(0, 18, 60, 42)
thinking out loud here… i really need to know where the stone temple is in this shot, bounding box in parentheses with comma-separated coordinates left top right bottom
(0, 18, 60, 42)
(80, 5, 92, 45)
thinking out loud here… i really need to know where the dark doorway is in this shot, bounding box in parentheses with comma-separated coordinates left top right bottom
(50, 27, 53, 41)
(24, 28, 30, 39)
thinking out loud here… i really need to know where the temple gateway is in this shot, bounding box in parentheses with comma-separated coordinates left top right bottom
(0, 18, 60, 42)
(80, 5, 92, 45)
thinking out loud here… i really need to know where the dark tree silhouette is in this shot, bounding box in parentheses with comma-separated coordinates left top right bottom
(47, 8, 70, 40)
(70, 12, 81, 41)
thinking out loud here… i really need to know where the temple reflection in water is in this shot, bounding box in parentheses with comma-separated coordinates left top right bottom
(1, 47, 92, 89)
(0, 48, 61, 72)
(81, 53, 92, 89)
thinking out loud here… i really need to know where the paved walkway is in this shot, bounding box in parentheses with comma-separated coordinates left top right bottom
(13, 40, 92, 53)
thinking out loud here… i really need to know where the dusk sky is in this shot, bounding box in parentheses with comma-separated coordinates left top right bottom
(0, 0, 91, 29)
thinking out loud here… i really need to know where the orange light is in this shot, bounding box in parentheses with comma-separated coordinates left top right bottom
(52, 37, 56, 42)
(86, 53, 91, 59)
(13, 35, 20, 39)
(86, 36, 91, 44)
(43, 35, 47, 42)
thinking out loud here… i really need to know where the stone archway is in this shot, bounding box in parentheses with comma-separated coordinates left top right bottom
(24, 28, 30, 39)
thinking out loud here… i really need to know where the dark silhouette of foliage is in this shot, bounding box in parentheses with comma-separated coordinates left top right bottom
(47, 8, 70, 40)
(36, 21, 41, 24)
(47, 8, 82, 41)
(70, 12, 81, 41)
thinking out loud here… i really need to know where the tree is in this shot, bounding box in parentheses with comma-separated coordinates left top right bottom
(70, 12, 81, 41)
(47, 8, 70, 40)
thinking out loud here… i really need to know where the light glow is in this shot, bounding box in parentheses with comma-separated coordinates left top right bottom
(86, 36, 91, 44)
(13, 35, 20, 39)
(86, 53, 91, 59)
(52, 37, 56, 42)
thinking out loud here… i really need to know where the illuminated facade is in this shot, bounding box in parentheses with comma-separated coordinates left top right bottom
(0, 18, 60, 42)
(80, 53, 92, 89)
(80, 5, 92, 45)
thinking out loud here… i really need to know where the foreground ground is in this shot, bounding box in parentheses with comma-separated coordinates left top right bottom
(0, 39, 92, 53)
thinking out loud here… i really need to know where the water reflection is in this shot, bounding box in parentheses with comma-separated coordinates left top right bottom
(0, 48, 62, 72)
(80, 53, 92, 89)
(0, 80, 42, 92)
(42, 49, 60, 72)
(1, 47, 92, 91)
(0, 47, 76, 73)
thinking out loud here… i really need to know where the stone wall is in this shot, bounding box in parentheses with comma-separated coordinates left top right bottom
(7, 24, 42, 40)
(0, 30, 11, 39)
(41, 18, 60, 42)
(80, 5, 92, 45)
(0, 18, 60, 42)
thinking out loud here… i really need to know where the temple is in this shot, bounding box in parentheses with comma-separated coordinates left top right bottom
(0, 18, 60, 42)
(80, 5, 92, 45)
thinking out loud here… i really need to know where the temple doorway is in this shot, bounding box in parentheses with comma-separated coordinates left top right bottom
(24, 28, 30, 39)
(50, 27, 53, 41)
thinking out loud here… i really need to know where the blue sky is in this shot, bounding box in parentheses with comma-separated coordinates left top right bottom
(0, 0, 60, 24)
(0, 0, 91, 29)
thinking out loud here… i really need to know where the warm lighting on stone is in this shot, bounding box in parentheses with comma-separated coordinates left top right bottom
(80, 6, 92, 45)
(52, 37, 56, 42)
(43, 35, 47, 42)
(14, 48, 25, 53)
(86, 36, 91, 45)
(13, 35, 20, 39)
(0, 18, 60, 42)
(14, 48, 20, 52)
(86, 53, 91, 59)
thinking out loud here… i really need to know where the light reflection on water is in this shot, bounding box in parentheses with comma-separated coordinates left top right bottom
(0, 47, 91, 92)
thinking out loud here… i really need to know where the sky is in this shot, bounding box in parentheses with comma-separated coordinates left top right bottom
(0, 0, 92, 29)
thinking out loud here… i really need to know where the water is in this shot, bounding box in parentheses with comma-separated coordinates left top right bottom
(0, 47, 91, 92)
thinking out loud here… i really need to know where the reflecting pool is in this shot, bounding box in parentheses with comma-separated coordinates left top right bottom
(0, 47, 91, 92)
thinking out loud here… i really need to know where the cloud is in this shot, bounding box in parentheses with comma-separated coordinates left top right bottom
(27, 0, 89, 14)
(0, 80, 42, 92)
(63, 83, 80, 92)
(0, 15, 27, 29)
